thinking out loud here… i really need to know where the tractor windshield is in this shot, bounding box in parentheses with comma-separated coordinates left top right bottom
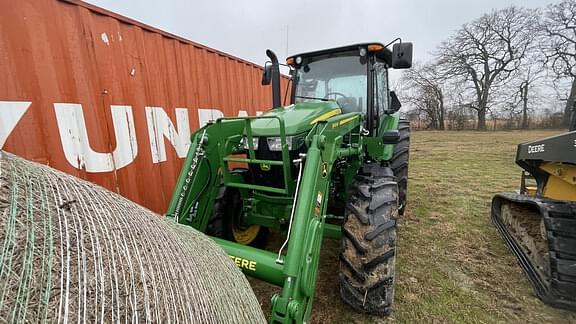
(294, 52, 367, 113)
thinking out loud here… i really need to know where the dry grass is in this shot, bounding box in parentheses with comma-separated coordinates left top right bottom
(250, 129, 576, 323)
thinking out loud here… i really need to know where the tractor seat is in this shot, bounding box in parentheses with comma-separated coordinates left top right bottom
(336, 97, 360, 113)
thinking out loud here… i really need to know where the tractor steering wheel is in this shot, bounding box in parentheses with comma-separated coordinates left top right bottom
(324, 92, 347, 100)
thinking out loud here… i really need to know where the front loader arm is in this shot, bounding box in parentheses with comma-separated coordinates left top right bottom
(271, 113, 364, 323)
(168, 112, 365, 324)
(166, 120, 245, 230)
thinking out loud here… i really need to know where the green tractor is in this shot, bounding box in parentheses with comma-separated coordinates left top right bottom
(167, 41, 413, 323)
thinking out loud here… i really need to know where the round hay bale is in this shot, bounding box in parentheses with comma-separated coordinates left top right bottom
(0, 151, 266, 323)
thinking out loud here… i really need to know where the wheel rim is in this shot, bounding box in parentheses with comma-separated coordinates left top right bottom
(232, 225, 261, 245)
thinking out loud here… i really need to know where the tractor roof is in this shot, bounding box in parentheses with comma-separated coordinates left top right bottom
(286, 42, 393, 66)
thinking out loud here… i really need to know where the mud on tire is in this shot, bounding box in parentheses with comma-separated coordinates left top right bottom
(339, 163, 398, 315)
(391, 118, 410, 215)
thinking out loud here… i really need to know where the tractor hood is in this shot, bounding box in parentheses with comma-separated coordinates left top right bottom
(249, 101, 342, 137)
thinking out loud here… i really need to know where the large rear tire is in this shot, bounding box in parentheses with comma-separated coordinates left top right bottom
(339, 164, 398, 315)
(391, 118, 410, 215)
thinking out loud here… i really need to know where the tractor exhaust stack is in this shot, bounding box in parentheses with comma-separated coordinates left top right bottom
(262, 49, 281, 108)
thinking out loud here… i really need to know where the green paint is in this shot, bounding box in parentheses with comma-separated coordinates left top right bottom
(250, 102, 341, 136)
(322, 223, 341, 239)
(167, 43, 409, 324)
(213, 237, 285, 287)
(365, 111, 400, 161)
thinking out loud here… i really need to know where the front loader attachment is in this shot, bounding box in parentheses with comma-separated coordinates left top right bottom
(167, 115, 294, 229)
(166, 112, 366, 323)
(491, 192, 576, 310)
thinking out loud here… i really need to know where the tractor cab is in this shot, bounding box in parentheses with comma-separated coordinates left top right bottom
(278, 42, 412, 135)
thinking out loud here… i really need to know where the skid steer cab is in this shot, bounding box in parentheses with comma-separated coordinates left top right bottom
(167, 41, 413, 323)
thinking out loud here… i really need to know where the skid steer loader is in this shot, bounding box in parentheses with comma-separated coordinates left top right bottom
(167, 41, 413, 323)
(491, 113, 576, 311)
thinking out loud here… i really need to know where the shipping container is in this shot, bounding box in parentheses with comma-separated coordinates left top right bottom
(0, 0, 288, 213)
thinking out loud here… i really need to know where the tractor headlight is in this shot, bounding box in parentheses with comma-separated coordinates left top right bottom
(267, 134, 306, 151)
(241, 136, 259, 150)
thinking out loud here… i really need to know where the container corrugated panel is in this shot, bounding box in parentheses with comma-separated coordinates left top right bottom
(0, 0, 289, 213)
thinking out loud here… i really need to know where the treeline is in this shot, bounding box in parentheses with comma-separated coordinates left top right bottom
(398, 1, 576, 130)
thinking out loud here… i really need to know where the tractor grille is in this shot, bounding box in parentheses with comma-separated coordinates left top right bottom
(249, 138, 306, 191)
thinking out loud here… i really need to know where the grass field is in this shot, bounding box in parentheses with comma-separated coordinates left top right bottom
(250, 129, 576, 323)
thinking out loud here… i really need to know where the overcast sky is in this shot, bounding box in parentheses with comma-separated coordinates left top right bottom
(87, 0, 550, 81)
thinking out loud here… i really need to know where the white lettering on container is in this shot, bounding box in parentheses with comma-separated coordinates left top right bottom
(146, 107, 190, 163)
(54, 103, 138, 172)
(0, 101, 31, 148)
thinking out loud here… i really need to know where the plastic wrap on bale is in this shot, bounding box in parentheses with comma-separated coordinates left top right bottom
(0, 151, 266, 323)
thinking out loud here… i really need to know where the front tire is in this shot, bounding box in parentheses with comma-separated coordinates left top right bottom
(339, 164, 398, 315)
(207, 181, 268, 247)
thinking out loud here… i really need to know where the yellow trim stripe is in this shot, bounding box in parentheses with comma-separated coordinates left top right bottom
(337, 115, 359, 126)
(310, 108, 342, 124)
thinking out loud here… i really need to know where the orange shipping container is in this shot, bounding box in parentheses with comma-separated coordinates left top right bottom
(0, 0, 287, 213)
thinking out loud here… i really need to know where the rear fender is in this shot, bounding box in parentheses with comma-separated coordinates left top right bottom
(365, 112, 400, 161)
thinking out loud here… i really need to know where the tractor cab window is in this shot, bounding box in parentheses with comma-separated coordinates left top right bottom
(294, 54, 367, 113)
(373, 62, 389, 116)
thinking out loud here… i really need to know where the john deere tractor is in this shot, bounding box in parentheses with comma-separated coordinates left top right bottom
(167, 41, 413, 323)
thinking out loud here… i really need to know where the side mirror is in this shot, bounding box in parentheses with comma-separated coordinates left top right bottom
(261, 64, 272, 85)
(392, 42, 413, 69)
(389, 91, 402, 112)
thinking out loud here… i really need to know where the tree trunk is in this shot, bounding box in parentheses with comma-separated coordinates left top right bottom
(439, 94, 445, 130)
(476, 89, 488, 130)
(564, 77, 576, 127)
(477, 108, 487, 130)
(430, 115, 438, 130)
(521, 82, 529, 129)
(429, 103, 438, 129)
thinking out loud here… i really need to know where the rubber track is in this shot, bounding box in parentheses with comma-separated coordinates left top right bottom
(491, 192, 576, 311)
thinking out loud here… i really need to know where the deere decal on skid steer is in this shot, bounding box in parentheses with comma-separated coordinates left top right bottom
(167, 41, 413, 323)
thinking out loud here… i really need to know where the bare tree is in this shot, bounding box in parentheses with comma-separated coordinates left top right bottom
(540, 0, 576, 126)
(400, 63, 445, 129)
(518, 65, 546, 129)
(436, 7, 539, 129)
(499, 61, 546, 129)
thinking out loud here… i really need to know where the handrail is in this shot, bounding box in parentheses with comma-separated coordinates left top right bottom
(216, 115, 293, 195)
